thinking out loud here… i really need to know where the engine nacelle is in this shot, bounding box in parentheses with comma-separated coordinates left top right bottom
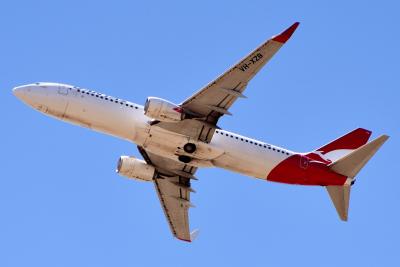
(144, 97, 183, 122)
(116, 156, 156, 182)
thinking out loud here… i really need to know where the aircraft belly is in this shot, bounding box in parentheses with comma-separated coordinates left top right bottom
(142, 125, 224, 165)
(143, 126, 183, 153)
(210, 132, 288, 179)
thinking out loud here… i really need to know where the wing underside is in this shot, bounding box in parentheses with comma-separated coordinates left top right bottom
(181, 22, 299, 125)
(138, 146, 197, 241)
(153, 22, 299, 145)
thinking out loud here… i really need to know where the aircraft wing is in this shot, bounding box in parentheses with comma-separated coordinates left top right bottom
(181, 22, 299, 125)
(137, 146, 197, 242)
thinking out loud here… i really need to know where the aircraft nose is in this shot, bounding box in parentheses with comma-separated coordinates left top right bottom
(13, 83, 67, 114)
(12, 83, 48, 108)
(12, 85, 28, 100)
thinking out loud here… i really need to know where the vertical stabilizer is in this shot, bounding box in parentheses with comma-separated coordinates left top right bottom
(316, 128, 372, 154)
(307, 128, 372, 163)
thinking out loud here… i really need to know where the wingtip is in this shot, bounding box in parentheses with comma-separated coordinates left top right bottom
(340, 214, 348, 222)
(176, 229, 199, 243)
(272, 22, 300, 43)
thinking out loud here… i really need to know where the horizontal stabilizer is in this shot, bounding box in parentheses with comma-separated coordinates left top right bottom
(329, 135, 389, 178)
(326, 185, 351, 221)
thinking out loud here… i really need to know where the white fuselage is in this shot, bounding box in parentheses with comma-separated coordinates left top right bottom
(13, 83, 294, 179)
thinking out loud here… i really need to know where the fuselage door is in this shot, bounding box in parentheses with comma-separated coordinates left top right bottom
(58, 86, 69, 95)
(45, 85, 69, 118)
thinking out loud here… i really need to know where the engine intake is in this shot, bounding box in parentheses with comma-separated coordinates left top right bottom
(144, 97, 183, 122)
(116, 156, 155, 181)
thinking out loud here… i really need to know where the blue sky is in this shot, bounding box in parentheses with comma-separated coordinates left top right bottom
(1, 0, 399, 266)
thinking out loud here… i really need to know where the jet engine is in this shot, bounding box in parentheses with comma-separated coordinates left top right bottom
(144, 97, 184, 122)
(116, 156, 156, 181)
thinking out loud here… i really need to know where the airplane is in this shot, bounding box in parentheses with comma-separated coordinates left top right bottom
(13, 22, 388, 242)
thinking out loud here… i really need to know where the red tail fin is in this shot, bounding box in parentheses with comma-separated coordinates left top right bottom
(317, 128, 372, 153)
(307, 128, 372, 164)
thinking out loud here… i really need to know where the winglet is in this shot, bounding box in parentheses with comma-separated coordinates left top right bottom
(176, 229, 200, 243)
(272, 22, 300, 43)
(190, 229, 200, 241)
